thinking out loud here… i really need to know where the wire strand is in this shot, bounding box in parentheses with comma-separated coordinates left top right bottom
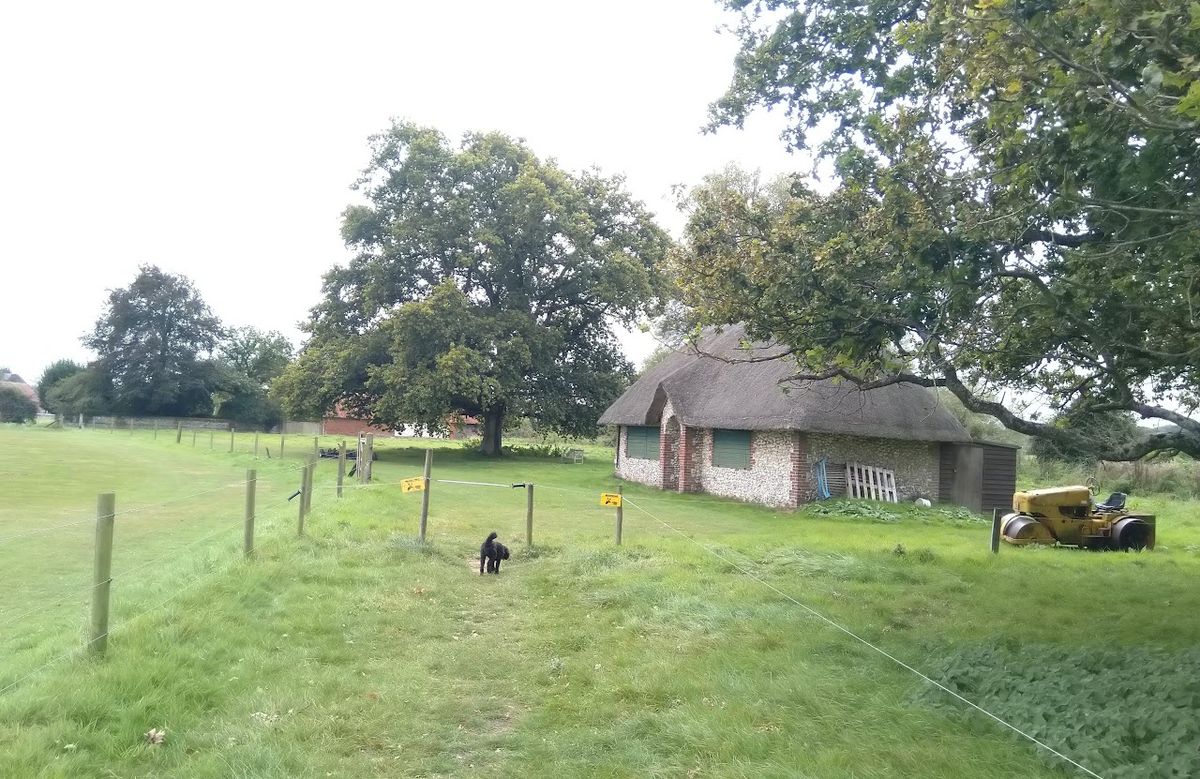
(621, 496, 1105, 779)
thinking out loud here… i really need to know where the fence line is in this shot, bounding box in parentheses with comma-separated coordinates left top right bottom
(0, 486, 307, 697)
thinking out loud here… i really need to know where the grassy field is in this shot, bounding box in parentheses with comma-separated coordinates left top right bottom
(0, 427, 1197, 777)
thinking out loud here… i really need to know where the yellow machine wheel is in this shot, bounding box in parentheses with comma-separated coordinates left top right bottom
(1000, 512, 1056, 545)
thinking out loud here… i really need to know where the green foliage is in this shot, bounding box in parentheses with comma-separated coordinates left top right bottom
(935, 389, 1027, 447)
(85, 265, 224, 416)
(805, 499, 987, 526)
(277, 122, 671, 454)
(681, 0, 1200, 459)
(35, 359, 84, 411)
(219, 327, 293, 389)
(43, 368, 111, 418)
(0, 386, 36, 423)
(924, 644, 1200, 778)
(1029, 408, 1141, 464)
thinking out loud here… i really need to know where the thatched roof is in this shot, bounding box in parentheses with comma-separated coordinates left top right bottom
(601, 325, 970, 443)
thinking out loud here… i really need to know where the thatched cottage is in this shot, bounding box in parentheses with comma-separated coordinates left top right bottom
(599, 326, 1017, 512)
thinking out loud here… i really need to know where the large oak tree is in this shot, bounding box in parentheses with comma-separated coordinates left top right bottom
(671, 0, 1200, 459)
(275, 123, 670, 454)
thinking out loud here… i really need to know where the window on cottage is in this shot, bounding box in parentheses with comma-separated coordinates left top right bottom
(712, 429, 752, 469)
(626, 426, 660, 460)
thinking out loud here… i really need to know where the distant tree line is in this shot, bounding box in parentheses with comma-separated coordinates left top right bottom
(37, 266, 293, 429)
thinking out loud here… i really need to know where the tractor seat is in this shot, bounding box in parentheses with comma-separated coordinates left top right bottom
(1096, 492, 1127, 512)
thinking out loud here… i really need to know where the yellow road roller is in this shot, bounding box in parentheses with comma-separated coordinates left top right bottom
(1000, 486, 1155, 550)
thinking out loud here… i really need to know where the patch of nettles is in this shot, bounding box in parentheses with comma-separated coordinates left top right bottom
(920, 644, 1200, 778)
(804, 499, 985, 526)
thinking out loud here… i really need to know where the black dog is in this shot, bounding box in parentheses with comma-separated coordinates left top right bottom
(480, 532, 510, 575)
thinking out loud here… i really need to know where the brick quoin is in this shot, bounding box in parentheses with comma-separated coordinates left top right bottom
(789, 430, 812, 507)
(678, 424, 699, 493)
(659, 423, 675, 491)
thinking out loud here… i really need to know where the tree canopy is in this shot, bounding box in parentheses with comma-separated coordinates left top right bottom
(86, 265, 224, 417)
(221, 327, 294, 389)
(275, 122, 671, 454)
(672, 0, 1200, 459)
(35, 359, 85, 412)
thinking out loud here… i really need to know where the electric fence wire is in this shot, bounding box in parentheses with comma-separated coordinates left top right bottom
(0, 462, 311, 546)
(0, 488, 303, 698)
(620, 495, 1105, 779)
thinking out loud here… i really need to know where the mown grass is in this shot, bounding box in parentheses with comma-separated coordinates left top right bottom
(0, 428, 1197, 777)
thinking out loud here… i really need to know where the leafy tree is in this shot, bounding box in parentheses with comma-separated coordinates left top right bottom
(44, 368, 111, 418)
(276, 122, 670, 454)
(207, 361, 284, 429)
(673, 0, 1200, 459)
(85, 265, 223, 416)
(1029, 408, 1141, 464)
(220, 327, 294, 389)
(36, 359, 85, 412)
(0, 386, 37, 423)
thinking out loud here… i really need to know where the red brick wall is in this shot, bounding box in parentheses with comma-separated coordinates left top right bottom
(678, 424, 700, 493)
(789, 431, 812, 507)
(322, 417, 392, 437)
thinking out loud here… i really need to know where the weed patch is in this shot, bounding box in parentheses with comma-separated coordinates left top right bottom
(923, 644, 1200, 778)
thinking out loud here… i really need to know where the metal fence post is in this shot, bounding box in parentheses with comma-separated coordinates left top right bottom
(990, 508, 1002, 554)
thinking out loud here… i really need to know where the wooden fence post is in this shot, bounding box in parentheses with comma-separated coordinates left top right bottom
(90, 493, 116, 656)
(176, 423, 183, 444)
(357, 436, 366, 484)
(419, 449, 432, 542)
(615, 485, 624, 546)
(192, 430, 196, 447)
(280, 434, 285, 459)
(244, 469, 256, 558)
(990, 508, 1002, 554)
(254, 433, 259, 459)
(306, 458, 316, 517)
(336, 441, 346, 498)
(153, 419, 158, 439)
(365, 434, 375, 483)
(313, 436, 319, 458)
(526, 483, 534, 547)
(110, 417, 115, 434)
(229, 427, 235, 453)
(298, 463, 310, 536)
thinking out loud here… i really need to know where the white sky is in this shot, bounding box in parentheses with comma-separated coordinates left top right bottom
(0, 0, 800, 385)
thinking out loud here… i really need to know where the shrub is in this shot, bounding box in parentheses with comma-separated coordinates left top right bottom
(0, 386, 37, 422)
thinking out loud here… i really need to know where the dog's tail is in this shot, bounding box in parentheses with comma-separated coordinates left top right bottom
(486, 531, 498, 542)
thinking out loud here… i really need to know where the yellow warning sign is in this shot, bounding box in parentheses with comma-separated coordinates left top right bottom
(401, 477, 425, 493)
(600, 492, 622, 507)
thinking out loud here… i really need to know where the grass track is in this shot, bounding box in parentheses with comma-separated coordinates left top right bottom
(0, 427, 1197, 777)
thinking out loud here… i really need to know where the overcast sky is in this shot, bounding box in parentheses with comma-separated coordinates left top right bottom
(0, 0, 800, 384)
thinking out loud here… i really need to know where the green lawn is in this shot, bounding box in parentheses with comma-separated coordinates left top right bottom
(0, 427, 1197, 777)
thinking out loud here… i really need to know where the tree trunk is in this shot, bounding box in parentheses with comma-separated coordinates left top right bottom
(480, 410, 503, 456)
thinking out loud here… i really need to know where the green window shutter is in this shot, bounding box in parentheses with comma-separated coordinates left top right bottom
(712, 429, 751, 469)
(626, 426, 660, 460)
